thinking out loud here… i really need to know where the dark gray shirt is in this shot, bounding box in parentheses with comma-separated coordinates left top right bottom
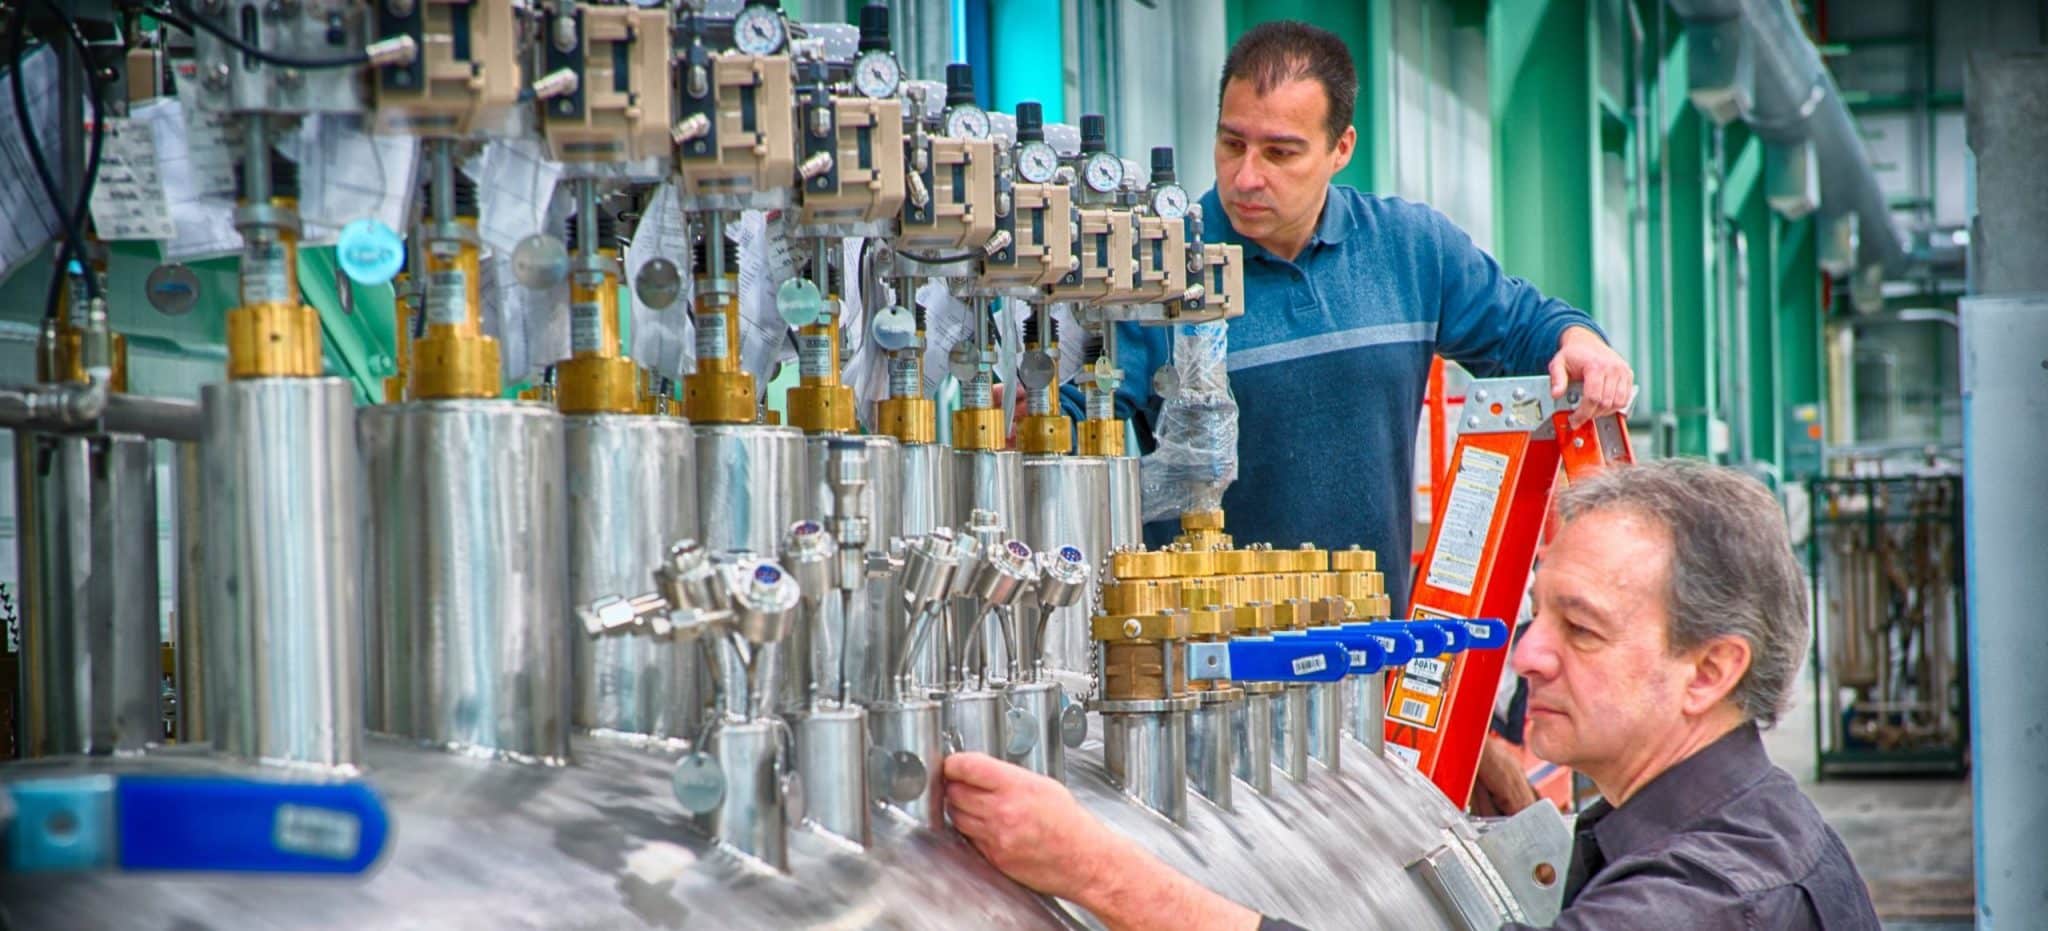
(1506, 722, 1879, 930)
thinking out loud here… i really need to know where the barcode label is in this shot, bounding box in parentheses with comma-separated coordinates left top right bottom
(570, 301, 603, 354)
(426, 269, 468, 325)
(1349, 650, 1369, 669)
(695, 311, 727, 360)
(1399, 698, 1431, 721)
(272, 804, 361, 860)
(1291, 654, 1327, 676)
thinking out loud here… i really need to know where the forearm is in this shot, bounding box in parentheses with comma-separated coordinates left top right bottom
(1071, 832, 1262, 931)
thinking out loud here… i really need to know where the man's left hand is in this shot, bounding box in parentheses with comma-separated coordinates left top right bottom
(1548, 326, 1636, 427)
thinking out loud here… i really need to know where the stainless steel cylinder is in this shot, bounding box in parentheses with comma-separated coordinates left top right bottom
(566, 416, 699, 739)
(1188, 692, 1238, 809)
(1102, 454, 1143, 549)
(361, 402, 570, 764)
(951, 448, 1023, 534)
(1004, 679, 1064, 779)
(696, 425, 807, 553)
(701, 719, 789, 871)
(1103, 709, 1190, 825)
(868, 698, 946, 830)
(1274, 684, 1311, 782)
(1233, 685, 1278, 796)
(897, 442, 955, 536)
(807, 434, 903, 546)
(14, 432, 161, 757)
(1344, 671, 1387, 756)
(803, 435, 899, 709)
(173, 441, 205, 744)
(201, 378, 363, 771)
(1020, 456, 1109, 677)
(796, 706, 871, 846)
(1307, 680, 1344, 772)
(943, 688, 1005, 756)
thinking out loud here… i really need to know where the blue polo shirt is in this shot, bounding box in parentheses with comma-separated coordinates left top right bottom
(1106, 186, 1598, 615)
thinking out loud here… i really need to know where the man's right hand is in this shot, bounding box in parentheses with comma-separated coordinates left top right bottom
(943, 751, 1121, 901)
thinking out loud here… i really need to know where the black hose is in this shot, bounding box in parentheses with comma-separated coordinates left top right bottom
(12, 4, 106, 319)
(155, 3, 372, 70)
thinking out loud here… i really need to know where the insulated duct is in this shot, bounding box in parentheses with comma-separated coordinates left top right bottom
(1668, 0, 1906, 273)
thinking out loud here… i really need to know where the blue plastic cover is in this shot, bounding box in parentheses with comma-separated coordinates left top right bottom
(1299, 627, 1390, 674)
(1348, 623, 1419, 666)
(1224, 637, 1349, 683)
(116, 776, 389, 874)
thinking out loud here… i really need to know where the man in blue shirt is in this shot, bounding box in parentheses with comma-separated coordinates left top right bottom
(1114, 20, 1635, 617)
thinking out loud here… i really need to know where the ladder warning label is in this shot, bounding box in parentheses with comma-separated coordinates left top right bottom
(1388, 609, 1459, 732)
(1424, 446, 1509, 596)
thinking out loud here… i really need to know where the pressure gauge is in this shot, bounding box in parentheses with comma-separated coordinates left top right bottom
(1150, 183, 1190, 220)
(943, 104, 990, 140)
(1016, 140, 1058, 184)
(732, 4, 787, 56)
(853, 50, 900, 99)
(1083, 151, 1124, 194)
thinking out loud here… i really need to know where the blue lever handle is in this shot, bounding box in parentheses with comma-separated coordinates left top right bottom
(1348, 623, 1418, 666)
(1189, 637, 1349, 683)
(1299, 628, 1391, 674)
(1430, 621, 1471, 653)
(7, 775, 389, 874)
(1461, 618, 1511, 649)
(1398, 621, 1451, 656)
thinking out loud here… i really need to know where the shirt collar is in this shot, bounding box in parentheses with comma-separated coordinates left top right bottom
(1197, 185, 1352, 262)
(1589, 721, 1773, 862)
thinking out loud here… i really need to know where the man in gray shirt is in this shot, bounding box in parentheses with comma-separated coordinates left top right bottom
(942, 459, 1879, 930)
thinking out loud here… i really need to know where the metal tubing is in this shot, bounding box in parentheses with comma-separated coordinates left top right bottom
(695, 425, 808, 553)
(1274, 684, 1310, 782)
(1307, 680, 1343, 772)
(950, 449, 1023, 537)
(943, 688, 1005, 756)
(1103, 711, 1189, 825)
(566, 416, 699, 739)
(202, 378, 363, 771)
(1004, 679, 1064, 779)
(173, 442, 206, 743)
(796, 706, 871, 846)
(701, 719, 789, 871)
(1103, 454, 1143, 549)
(1020, 456, 1109, 677)
(1343, 671, 1387, 757)
(361, 402, 570, 763)
(14, 433, 161, 757)
(1233, 688, 1277, 796)
(868, 699, 946, 830)
(1188, 694, 1237, 809)
(0, 381, 203, 443)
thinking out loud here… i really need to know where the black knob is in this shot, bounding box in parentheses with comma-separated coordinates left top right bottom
(1150, 146, 1175, 184)
(858, 2, 890, 52)
(1080, 114, 1106, 153)
(1016, 101, 1044, 143)
(945, 62, 976, 107)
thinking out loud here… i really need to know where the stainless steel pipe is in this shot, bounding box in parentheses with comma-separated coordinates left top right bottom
(201, 378, 363, 771)
(1004, 679, 1064, 779)
(943, 688, 1005, 756)
(1233, 684, 1279, 795)
(173, 442, 205, 743)
(13, 432, 161, 756)
(1188, 691, 1239, 809)
(869, 698, 947, 830)
(566, 416, 698, 739)
(1102, 454, 1143, 549)
(1307, 680, 1344, 772)
(1274, 684, 1311, 782)
(1102, 706, 1192, 825)
(696, 425, 808, 553)
(1343, 671, 1387, 756)
(361, 402, 571, 764)
(699, 719, 790, 870)
(796, 706, 872, 846)
(1020, 456, 1109, 678)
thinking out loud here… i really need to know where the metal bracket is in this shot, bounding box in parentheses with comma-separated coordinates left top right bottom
(1471, 803, 1573, 926)
(1458, 376, 1572, 437)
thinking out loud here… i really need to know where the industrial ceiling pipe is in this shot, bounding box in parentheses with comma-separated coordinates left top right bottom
(1668, 0, 1907, 274)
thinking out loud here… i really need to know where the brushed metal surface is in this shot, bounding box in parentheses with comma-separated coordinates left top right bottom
(1233, 688, 1277, 796)
(1101, 454, 1142, 549)
(1003, 679, 1064, 779)
(796, 707, 872, 846)
(696, 425, 809, 554)
(1188, 694, 1237, 809)
(1102, 711, 1190, 824)
(1019, 457, 1109, 678)
(1274, 684, 1311, 782)
(869, 699, 947, 831)
(1307, 681, 1344, 773)
(1345, 671, 1388, 756)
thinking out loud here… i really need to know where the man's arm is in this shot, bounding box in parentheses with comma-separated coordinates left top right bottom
(943, 752, 1263, 931)
(1426, 207, 1634, 425)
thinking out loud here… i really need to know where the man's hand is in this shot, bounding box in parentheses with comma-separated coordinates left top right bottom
(1548, 326, 1635, 427)
(1472, 735, 1542, 817)
(943, 751, 1120, 902)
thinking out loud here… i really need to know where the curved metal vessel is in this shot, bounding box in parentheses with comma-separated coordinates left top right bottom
(564, 416, 699, 738)
(1101, 455, 1143, 549)
(360, 402, 571, 763)
(696, 425, 808, 553)
(1020, 456, 1109, 678)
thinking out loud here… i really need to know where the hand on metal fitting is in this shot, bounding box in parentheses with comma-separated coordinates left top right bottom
(942, 751, 1116, 902)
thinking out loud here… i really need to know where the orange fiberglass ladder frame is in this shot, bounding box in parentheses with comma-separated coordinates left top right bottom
(1384, 376, 1634, 808)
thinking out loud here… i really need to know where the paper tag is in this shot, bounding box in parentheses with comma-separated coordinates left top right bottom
(88, 116, 175, 240)
(1423, 446, 1510, 596)
(285, 114, 418, 245)
(0, 48, 62, 278)
(917, 280, 973, 397)
(474, 137, 566, 256)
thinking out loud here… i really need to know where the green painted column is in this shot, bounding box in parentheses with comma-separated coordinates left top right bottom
(988, 0, 1064, 121)
(1223, 1, 1376, 192)
(1488, 0, 1597, 313)
(1775, 214, 1821, 468)
(1662, 50, 1715, 458)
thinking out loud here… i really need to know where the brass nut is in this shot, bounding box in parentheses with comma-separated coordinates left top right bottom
(1171, 547, 1216, 578)
(1180, 509, 1225, 532)
(1331, 547, 1378, 572)
(685, 369, 756, 424)
(951, 406, 1005, 451)
(1109, 548, 1175, 581)
(1187, 606, 1228, 637)
(227, 303, 324, 379)
(875, 397, 936, 444)
(788, 383, 856, 433)
(1077, 417, 1125, 457)
(1101, 577, 1179, 616)
(1090, 610, 1191, 643)
(1233, 602, 1273, 635)
(1216, 549, 1259, 576)
(555, 355, 640, 414)
(409, 333, 504, 399)
(1015, 413, 1073, 454)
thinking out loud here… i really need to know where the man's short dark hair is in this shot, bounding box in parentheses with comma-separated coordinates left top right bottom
(1219, 21, 1358, 145)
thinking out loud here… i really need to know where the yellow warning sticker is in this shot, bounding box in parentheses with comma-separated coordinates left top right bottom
(1387, 606, 1460, 732)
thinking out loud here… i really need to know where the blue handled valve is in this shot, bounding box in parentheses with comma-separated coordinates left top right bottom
(1348, 622, 1419, 666)
(1186, 637, 1349, 684)
(1298, 627, 1391, 675)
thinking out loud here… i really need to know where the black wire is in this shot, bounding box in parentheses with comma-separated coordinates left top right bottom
(49, 1, 106, 314)
(895, 248, 982, 264)
(8, 3, 104, 319)
(154, 2, 372, 70)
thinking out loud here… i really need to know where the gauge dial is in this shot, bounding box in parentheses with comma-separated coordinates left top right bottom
(1150, 183, 1190, 219)
(733, 5, 787, 56)
(853, 51, 900, 99)
(1083, 151, 1124, 194)
(1016, 140, 1058, 184)
(943, 105, 990, 140)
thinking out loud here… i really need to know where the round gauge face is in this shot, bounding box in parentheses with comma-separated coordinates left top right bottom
(853, 51, 900, 99)
(1016, 140, 1058, 184)
(1083, 151, 1124, 193)
(944, 105, 990, 140)
(1150, 183, 1190, 220)
(732, 5, 787, 56)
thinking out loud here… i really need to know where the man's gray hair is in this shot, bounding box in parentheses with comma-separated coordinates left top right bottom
(1553, 459, 1807, 728)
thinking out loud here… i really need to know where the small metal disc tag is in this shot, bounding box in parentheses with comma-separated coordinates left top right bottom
(870, 304, 916, 351)
(1003, 706, 1038, 758)
(144, 264, 201, 316)
(1059, 704, 1088, 748)
(635, 257, 683, 309)
(671, 752, 725, 814)
(780, 770, 806, 825)
(512, 233, 570, 290)
(1016, 349, 1055, 390)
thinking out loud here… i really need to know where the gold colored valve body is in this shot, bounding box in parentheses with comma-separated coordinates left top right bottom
(951, 405, 1005, 451)
(683, 290, 756, 424)
(786, 315, 855, 434)
(228, 217, 324, 379)
(1077, 418, 1125, 457)
(40, 319, 129, 392)
(876, 396, 937, 444)
(410, 229, 502, 399)
(556, 255, 640, 415)
(382, 274, 413, 403)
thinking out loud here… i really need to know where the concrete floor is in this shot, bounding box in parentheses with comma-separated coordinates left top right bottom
(1761, 664, 1975, 928)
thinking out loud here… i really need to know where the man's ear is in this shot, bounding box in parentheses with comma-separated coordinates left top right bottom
(1330, 125, 1356, 173)
(1682, 634, 1752, 717)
